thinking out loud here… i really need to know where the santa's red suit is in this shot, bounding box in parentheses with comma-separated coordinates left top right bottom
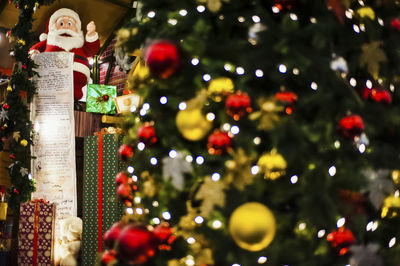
(29, 8, 100, 100)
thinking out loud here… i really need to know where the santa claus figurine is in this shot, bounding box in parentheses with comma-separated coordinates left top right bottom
(29, 8, 100, 100)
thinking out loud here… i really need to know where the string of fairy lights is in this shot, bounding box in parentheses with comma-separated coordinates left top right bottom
(114, 1, 399, 265)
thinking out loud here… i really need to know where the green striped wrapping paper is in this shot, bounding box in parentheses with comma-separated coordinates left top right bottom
(82, 134, 125, 266)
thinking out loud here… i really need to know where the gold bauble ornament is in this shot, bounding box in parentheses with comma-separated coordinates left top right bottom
(257, 149, 287, 180)
(207, 77, 234, 102)
(176, 109, 212, 141)
(381, 194, 400, 219)
(20, 139, 28, 147)
(392, 170, 400, 185)
(229, 202, 276, 251)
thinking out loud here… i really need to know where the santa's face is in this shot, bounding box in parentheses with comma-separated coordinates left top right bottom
(47, 15, 84, 51)
(55, 16, 78, 33)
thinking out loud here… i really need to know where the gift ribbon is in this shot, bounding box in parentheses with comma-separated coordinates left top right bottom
(32, 201, 40, 266)
(97, 133, 104, 252)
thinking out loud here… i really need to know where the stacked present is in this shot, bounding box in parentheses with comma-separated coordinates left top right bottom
(82, 132, 125, 265)
(18, 199, 56, 265)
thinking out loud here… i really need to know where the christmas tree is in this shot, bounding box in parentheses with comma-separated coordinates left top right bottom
(104, 0, 400, 265)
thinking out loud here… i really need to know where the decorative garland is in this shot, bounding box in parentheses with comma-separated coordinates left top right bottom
(1, 0, 55, 209)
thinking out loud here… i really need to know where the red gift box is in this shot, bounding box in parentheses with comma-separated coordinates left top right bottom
(18, 200, 56, 266)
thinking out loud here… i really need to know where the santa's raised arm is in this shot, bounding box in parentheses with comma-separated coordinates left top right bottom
(29, 8, 100, 100)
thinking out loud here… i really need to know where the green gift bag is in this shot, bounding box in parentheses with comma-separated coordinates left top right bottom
(86, 84, 117, 114)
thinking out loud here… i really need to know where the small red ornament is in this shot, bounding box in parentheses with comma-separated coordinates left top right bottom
(13, 188, 19, 194)
(2, 104, 9, 110)
(115, 172, 128, 186)
(339, 189, 366, 214)
(327, 227, 356, 255)
(9, 154, 15, 160)
(362, 87, 392, 105)
(16, 3, 20, 8)
(118, 144, 134, 161)
(370, 89, 392, 105)
(138, 124, 157, 146)
(275, 91, 298, 115)
(6, 30, 11, 38)
(208, 131, 232, 155)
(116, 225, 157, 264)
(103, 94, 110, 101)
(101, 250, 117, 265)
(154, 223, 176, 249)
(22, 65, 26, 69)
(104, 222, 124, 249)
(338, 115, 364, 139)
(116, 184, 132, 201)
(225, 92, 252, 121)
(273, 0, 296, 10)
(391, 18, 400, 31)
(145, 41, 180, 79)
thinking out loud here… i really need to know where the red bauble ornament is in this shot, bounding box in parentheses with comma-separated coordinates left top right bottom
(327, 227, 356, 255)
(104, 222, 123, 249)
(116, 184, 132, 201)
(391, 18, 400, 31)
(101, 250, 117, 265)
(2, 104, 9, 110)
(103, 94, 110, 101)
(138, 124, 157, 146)
(225, 92, 252, 121)
(117, 225, 157, 264)
(145, 41, 180, 79)
(118, 144, 134, 161)
(338, 115, 364, 139)
(115, 172, 128, 186)
(207, 131, 232, 155)
(275, 91, 298, 115)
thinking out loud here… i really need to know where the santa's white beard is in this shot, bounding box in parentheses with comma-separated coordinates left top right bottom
(47, 29, 84, 51)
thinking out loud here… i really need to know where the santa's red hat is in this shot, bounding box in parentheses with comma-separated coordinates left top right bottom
(39, 19, 49, 41)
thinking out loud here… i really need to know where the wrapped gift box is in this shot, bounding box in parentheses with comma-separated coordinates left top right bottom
(86, 84, 117, 114)
(18, 200, 56, 266)
(82, 133, 125, 266)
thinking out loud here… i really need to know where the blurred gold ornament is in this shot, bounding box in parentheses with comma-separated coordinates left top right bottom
(229, 202, 276, 251)
(257, 149, 287, 180)
(176, 90, 212, 141)
(249, 97, 283, 131)
(141, 171, 158, 198)
(20, 139, 28, 147)
(356, 7, 375, 20)
(6, 86, 12, 92)
(360, 41, 387, 80)
(198, 0, 230, 12)
(392, 170, 400, 185)
(13, 131, 20, 142)
(18, 39, 26, 46)
(207, 77, 234, 102)
(224, 148, 255, 190)
(195, 176, 225, 218)
(116, 28, 138, 47)
(381, 194, 400, 219)
(125, 50, 150, 92)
